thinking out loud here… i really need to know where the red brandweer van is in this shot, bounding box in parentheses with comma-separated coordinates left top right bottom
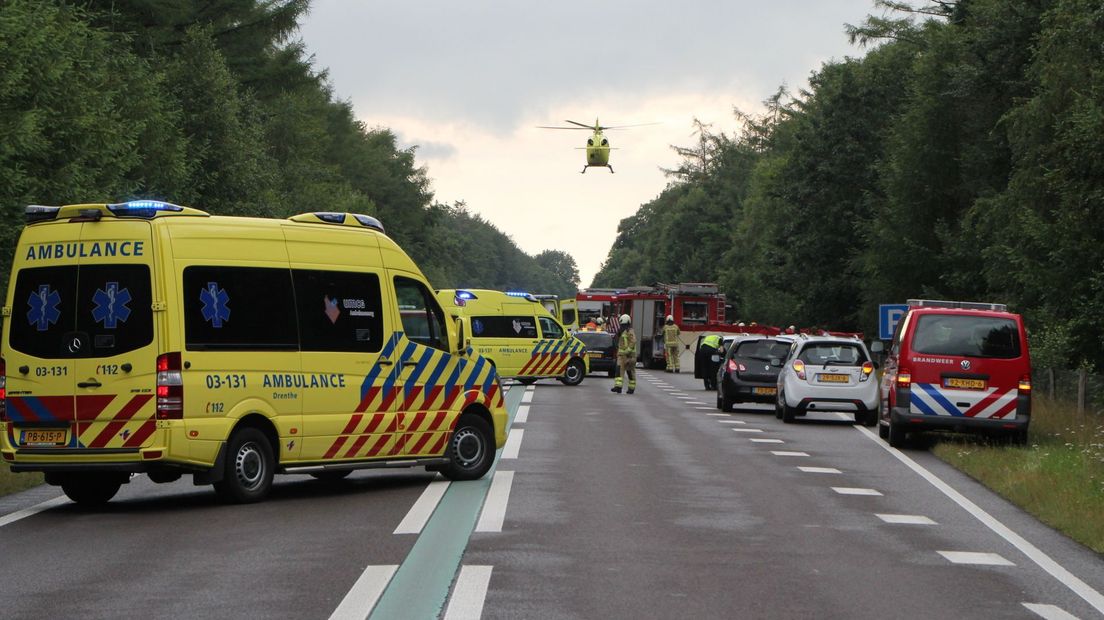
(878, 299, 1031, 447)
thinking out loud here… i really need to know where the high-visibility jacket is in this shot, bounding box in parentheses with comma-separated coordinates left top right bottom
(617, 328, 637, 357)
(663, 323, 680, 345)
(702, 334, 721, 349)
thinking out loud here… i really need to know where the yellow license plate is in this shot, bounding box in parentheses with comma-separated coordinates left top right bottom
(753, 387, 777, 395)
(587, 351, 602, 357)
(817, 374, 850, 383)
(20, 429, 67, 446)
(945, 377, 987, 389)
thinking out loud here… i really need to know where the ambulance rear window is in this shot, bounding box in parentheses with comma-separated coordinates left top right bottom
(911, 315, 1021, 359)
(9, 265, 153, 358)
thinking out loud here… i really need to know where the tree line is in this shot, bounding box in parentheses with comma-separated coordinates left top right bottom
(0, 0, 579, 298)
(594, 0, 1103, 370)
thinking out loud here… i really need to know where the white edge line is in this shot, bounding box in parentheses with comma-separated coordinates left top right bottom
(501, 428, 524, 460)
(856, 425, 1104, 615)
(514, 404, 530, 424)
(475, 470, 515, 533)
(393, 480, 450, 535)
(328, 565, 399, 620)
(0, 496, 68, 528)
(1022, 603, 1079, 620)
(443, 565, 494, 620)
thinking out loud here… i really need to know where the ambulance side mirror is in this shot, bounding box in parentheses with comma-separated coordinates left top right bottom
(454, 315, 470, 356)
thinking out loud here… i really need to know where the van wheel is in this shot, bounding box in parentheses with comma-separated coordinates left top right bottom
(887, 420, 907, 448)
(559, 359, 585, 386)
(214, 427, 275, 503)
(62, 475, 123, 506)
(859, 409, 877, 427)
(310, 470, 351, 482)
(1008, 430, 1028, 447)
(442, 415, 493, 481)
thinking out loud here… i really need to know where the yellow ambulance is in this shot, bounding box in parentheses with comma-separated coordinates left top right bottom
(437, 289, 588, 386)
(0, 202, 508, 505)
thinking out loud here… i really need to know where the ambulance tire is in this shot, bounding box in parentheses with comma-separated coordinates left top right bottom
(310, 470, 351, 482)
(559, 359, 586, 386)
(61, 474, 122, 506)
(214, 427, 275, 504)
(442, 414, 494, 481)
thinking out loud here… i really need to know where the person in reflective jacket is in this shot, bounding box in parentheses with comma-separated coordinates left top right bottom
(611, 314, 637, 394)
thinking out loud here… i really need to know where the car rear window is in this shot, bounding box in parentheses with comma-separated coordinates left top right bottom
(575, 332, 613, 348)
(10, 264, 153, 358)
(911, 314, 1021, 359)
(799, 343, 867, 366)
(734, 339, 791, 361)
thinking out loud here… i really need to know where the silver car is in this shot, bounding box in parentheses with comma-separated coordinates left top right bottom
(775, 336, 879, 425)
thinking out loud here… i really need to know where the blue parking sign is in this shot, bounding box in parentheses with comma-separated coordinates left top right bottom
(878, 304, 910, 341)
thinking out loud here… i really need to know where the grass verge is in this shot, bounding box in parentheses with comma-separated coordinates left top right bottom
(0, 466, 44, 497)
(932, 398, 1104, 554)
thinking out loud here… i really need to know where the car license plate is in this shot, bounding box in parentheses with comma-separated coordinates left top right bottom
(587, 351, 602, 357)
(20, 429, 67, 446)
(945, 377, 987, 389)
(753, 387, 777, 395)
(817, 374, 850, 384)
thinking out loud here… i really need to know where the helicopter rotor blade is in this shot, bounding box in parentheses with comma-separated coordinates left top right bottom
(564, 119, 595, 129)
(536, 125, 592, 130)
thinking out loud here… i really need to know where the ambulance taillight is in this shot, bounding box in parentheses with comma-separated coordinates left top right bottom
(156, 352, 183, 419)
(0, 357, 6, 421)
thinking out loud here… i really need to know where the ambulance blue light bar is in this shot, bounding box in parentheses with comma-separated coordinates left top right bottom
(106, 200, 185, 218)
(506, 291, 538, 302)
(455, 290, 478, 300)
(24, 205, 62, 223)
(293, 212, 385, 233)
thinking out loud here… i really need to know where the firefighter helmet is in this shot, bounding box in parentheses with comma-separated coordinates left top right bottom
(619, 314, 631, 325)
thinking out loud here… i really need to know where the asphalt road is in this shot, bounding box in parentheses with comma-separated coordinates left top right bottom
(1, 368, 1102, 619)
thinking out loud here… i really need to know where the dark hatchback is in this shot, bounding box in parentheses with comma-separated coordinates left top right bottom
(716, 337, 794, 411)
(574, 331, 617, 377)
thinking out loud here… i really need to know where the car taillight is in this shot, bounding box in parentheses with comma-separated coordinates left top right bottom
(727, 360, 747, 373)
(156, 352, 183, 419)
(0, 357, 6, 422)
(792, 359, 806, 380)
(860, 361, 874, 382)
(897, 369, 911, 388)
(1018, 374, 1031, 393)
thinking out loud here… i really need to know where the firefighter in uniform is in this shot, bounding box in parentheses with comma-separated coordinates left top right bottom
(663, 315, 681, 373)
(611, 314, 637, 394)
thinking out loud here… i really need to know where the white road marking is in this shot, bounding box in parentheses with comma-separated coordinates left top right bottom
(0, 496, 68, 528)
(855, 425, 1104, 615)
(771, 451, 809, 457)
(525, 385, 535, 392)
(731, 428, 765, 433)
(1022, 603, 1079, 620)
(521, 391, 534, 403)
(443, 565, 494, 620)
(706, 413, 730, 417)
(513, 404, 530, 424)
(676, 397, 695, 400)
(501, 428, 524, 460)
(798, 466, 841, 474)
(750, 438, 785, 444)
(328, 565, 398, 620)
(393, 480, 450, 535)
(475, 470, 515, 532)
(832, 487, 883, 496)
(695, 407, 715, 411)
(876, 513, 936, 525)
(717, 420, 747, 425)
(938, 551, 1014, 566)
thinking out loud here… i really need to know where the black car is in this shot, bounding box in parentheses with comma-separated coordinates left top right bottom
(716, 337, 795, 411)
(574, 330, 617, 377)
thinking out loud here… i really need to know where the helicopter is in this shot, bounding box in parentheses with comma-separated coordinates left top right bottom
(537, 118, 657, 174)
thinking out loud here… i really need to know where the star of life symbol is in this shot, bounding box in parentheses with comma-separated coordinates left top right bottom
(92, 282, 132, 329)
(27, 284, 61, 332)
(200, 282, 231, 328)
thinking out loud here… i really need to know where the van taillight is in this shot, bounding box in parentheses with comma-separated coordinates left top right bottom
(897, 369, 912, 387)
(156, 352, 183, 419)
(0, 357, 6, 422)
(1018, 374, 1031, 393)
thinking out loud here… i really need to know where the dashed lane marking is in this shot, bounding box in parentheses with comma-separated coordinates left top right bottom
(521, 391, 534, 403)
(1022, 603, 1079, 620)
(855, 425, 1104, 615)
(938, 551, 1015, 566)
(0, 496, 68, 529)
(393, 480, 450, 535)
(443, 565, 493, 620)
(876, 514, 936, 525)
(771, 451, 809, 457)
(832, 487, 883, 496)
(525, 385, 535, 391)
(731, 428, 765, 433)
(501, 429, 524, 460)
(717, 420, 747, 425)
(514, 404, 530, 424)
(750, 438, 784, 443)
(798, 466, 841, 474)
(329, 565, 398, 620)
(695, 407, 715, 411)
(475, 470, 514, 533)
(706, 413, 730, 417)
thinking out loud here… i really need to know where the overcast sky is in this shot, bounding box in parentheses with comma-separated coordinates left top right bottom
(298, 0, 877, 287)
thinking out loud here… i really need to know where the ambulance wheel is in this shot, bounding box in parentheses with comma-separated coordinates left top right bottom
(517, 378, 538, 385)
(310, 470, 351, 482)
(62, 474, 122, 506)
(559, 359, 585, 386)
(442, 414, 493, 481)
(887, 420, 907, 448)
(214, 427, 275, 503)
